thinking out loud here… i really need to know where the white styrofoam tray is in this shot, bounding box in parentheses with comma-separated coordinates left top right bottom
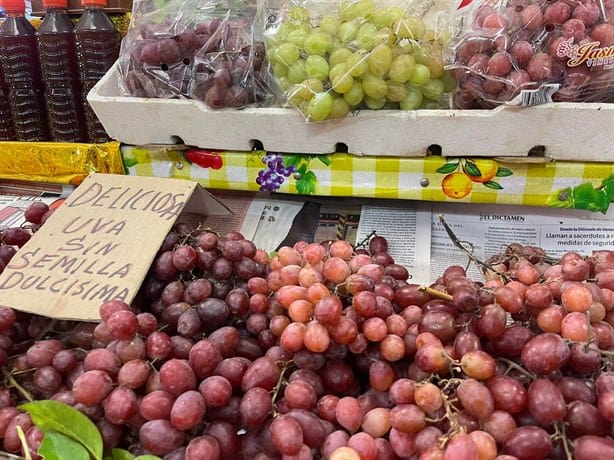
(89, 62, 614, 161)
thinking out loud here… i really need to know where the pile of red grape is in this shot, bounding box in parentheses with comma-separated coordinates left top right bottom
(0, 201, 53, 274)
(0, 202, 614, 459)
(451, 0, 614, 108)
(119, 12, 272, 109)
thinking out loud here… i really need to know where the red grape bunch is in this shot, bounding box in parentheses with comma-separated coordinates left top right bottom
(120, 11, 273, 109)
(0, 201, 53, 274)
(0, 223, 613, 459)
(451, 0, 614, 108)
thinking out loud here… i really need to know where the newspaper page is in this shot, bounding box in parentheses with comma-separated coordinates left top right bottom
(240, 195, 305, 252)
(430, 202, 614, 282)
(199, 190, 271, 238)
(355, 201, 432, 284)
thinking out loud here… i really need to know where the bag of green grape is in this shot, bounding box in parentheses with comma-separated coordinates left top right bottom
(260, 0, 457, 121)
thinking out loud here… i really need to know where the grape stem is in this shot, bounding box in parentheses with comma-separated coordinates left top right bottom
(178, 223, 203, 246)
(554, 421, 573, 460)
(418, 285, 453, 301)
(271, 360, 294, 417)
(35, 319, 57, 341)
(498, 357, 536, 381)
(3, 369, 33, 402)
(440, 395, 463, 446)
(16, 425, 32, 460)
(438, 215, 512, 282)
(354, 230, 377, 250)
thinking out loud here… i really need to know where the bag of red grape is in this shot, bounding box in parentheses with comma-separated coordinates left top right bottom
(260, 0, 457, 121)
(448, 0, 614, 108)
(117, 0, 278, 109)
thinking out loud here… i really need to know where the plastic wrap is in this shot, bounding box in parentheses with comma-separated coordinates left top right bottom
(261, 0, 456, 121)
(449, 0, 614, 108)
(116, 0, 277, 109)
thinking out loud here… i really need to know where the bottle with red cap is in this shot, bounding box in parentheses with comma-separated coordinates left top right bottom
(74, 0, 121, 143)
(36, 0, 87, 142)
(0, 0, 50, 141)
(0, 66, 16, 141)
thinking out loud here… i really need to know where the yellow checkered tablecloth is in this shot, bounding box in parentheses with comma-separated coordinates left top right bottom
(122, 146, 614, 213)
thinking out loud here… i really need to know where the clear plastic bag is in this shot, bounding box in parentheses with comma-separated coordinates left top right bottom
(260, 0, 457, 121)
(117, 0, 277, 109)
(448, 0, 614, 108)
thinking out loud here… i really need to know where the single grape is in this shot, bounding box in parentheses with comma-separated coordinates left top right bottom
(240, 386, 273, 427)
(72, 369, 113, 405)
(502, 426, 552, 459)
(336, 396, 363, 433)
(103, 386, 138, 425)
(528, 378, 567, 424)
(139, 419, 186, 456)
(170, 390, 206, 431)
(270, 414, 304, 455)
(159, 358, 197, 395)
(24, 201, 50, 225)
(520, 332, 570, 375)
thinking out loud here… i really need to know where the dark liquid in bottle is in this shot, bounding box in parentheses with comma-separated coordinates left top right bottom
(37, 9, 87, 142)
(75, 9, 121, 143)
(0, 16, 50, 141)
(0, 67, 16, 141)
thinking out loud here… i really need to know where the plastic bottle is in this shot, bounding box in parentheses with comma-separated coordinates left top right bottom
(74, 0, 121, 143)
(0, 0, 50, 141)
(36, 0, 87, 142)
(0, 66, 17, 141)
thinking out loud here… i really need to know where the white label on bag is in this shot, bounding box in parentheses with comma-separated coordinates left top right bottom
(518, 84, 560, 107)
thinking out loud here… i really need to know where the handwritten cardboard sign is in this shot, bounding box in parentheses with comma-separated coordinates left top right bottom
(0, 173, 230, 321)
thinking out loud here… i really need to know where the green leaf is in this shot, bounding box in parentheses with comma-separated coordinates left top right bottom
(38, 431, 90, 460)
(297, 163, 308, 175)
(600, 174, 614, 197)
(111, 448, 136, 460)
(317, 155, 332, 166)
(495, 167, 514, 177)
(295, 170, 318, 195)
(284, 155, 303, 167)
(593, 191, 611, 214)
(135, 456, 163, 460)
(571, 183, 610, 213)
(464, 160, 482, 178)
(20, 400, 103, 460)
(435, 162, 459, 174)
(483, 180, 504, 190)
(123, 158, 138, 168)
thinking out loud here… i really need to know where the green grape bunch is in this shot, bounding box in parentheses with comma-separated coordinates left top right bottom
(265, 0, 456, 121)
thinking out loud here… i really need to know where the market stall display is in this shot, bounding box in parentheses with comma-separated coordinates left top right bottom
(0, 0, 613, 457)
(0, 194, 613, 458)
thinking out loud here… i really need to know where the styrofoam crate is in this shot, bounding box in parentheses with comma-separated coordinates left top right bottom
(89, 62, 614, 161)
